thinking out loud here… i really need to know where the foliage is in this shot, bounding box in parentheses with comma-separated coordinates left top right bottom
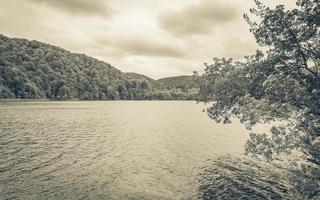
(0, 34, 198, 100)
(158, 75, 199, 91)
(198, 0, 319, 164)
(197, 0, 319, 198)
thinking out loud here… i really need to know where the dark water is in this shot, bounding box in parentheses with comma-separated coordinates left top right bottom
(198, 155, 291, 200)
(0, 101, 268, 199)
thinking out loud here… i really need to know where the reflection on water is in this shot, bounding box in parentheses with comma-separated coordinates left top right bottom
(197, 155, 290, 200)
(1, 101, 267, 199)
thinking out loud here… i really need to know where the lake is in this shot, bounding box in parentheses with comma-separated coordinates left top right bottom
(0, 101, 259, 199)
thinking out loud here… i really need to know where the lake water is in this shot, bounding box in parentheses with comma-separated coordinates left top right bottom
(0, 101, 261, 199)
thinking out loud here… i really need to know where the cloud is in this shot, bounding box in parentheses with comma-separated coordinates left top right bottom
(26, 0, 114, 17)
(0, 0, 269, 79)
(95, 36, 187, 58)
(158, 0, 240, 36)
(117, 39, 186, 58)
(0, 0, 52, 39)
(220, 37, 258, 59)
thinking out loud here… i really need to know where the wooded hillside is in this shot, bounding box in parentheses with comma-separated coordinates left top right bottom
(0, 34, 198, 100)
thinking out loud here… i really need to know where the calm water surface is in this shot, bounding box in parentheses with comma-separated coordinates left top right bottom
(0, 101, 257, 199)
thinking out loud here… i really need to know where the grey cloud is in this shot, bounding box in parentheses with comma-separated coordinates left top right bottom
(0, 1, 51, 39)
(221, 37, 258, 59)
(96, 37, 186, 58)
(158, 0, 239, 36)
(119, 40, 186, 58)
(26, 0, 114, 17)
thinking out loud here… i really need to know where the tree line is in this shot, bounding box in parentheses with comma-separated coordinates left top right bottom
(0, 34, 198, 100)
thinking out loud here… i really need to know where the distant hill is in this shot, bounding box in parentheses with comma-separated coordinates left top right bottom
(0, 34, 198, 100)
(125, 72, 163, 89)
(158, 75, 198, 91)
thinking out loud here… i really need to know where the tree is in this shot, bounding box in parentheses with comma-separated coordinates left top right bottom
(0, 85, 14, 98)
(197, 0, 319, 197)
(140, 80, 151, 90)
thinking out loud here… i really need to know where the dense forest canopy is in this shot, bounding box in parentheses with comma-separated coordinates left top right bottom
(0, 34, 198, 100)
(197, 0, 319, 198)
(158, 75, 199, 92)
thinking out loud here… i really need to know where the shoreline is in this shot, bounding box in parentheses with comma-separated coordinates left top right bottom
(0, 98, 198, 102)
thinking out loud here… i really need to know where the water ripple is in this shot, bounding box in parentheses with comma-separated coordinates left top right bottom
(0, 101, 267, 199)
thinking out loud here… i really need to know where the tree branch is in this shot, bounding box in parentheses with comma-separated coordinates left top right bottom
(287, 27, 319, 78)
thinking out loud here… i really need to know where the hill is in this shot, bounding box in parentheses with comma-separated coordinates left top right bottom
(158, 75, 198, 91)
(125, 72, 163, 89)
(0, 34, 198, 100)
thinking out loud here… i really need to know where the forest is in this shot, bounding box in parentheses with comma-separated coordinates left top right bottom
(197, 0, 319, 198)
(0, 34, 198, 100)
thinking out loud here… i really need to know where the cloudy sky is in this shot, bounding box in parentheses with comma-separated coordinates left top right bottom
(0, 0, 294, 79)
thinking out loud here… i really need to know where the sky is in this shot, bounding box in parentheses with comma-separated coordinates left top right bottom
(0, 0, 295, 79)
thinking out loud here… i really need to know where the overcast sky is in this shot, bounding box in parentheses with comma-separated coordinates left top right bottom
(0, 0, 294, 79)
